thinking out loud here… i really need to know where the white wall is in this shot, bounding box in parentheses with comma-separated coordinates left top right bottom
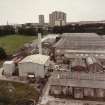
(3, 62, 15, 76)
(18, 62, 45, 78)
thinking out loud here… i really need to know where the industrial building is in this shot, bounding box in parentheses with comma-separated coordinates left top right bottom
(48, 58, 105, 104)
(52, 33, 105, 63)
(49, 57, 105, 104)
(49, 69, 105, 102)
(41, 33, 105, 105)
(18, 54, 50, 78)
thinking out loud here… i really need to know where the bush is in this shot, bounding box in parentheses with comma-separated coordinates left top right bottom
(0, 47, 7, 60)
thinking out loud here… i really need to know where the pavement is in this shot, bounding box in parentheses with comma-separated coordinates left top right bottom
(0, 67, 27, 83)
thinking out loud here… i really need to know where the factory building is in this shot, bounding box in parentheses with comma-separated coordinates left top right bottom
(52, 33, 105, 63)
(18, 54, 50, 78)
(49, 68, 105, 104)
(46, 33, 105, 105)
(48, 52, 105, 105)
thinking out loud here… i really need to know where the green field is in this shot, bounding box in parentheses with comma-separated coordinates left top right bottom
(0, 35, 36, 55)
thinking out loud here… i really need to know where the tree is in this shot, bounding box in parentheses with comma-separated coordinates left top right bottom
(0, 47, 7, 60)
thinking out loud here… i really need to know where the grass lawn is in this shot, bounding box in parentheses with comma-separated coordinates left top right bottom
(0, 34, 36, 55)
(0, 80, 40, 105)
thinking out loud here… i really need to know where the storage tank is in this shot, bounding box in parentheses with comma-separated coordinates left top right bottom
(3, 61, 15, 76)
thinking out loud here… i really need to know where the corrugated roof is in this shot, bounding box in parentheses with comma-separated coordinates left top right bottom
(62, 33, 98, 37)
(49, 71, 105, 89)
(50, 78, 105, 89)
(19, 54, 49, 65)
(53, 33, 105, 51)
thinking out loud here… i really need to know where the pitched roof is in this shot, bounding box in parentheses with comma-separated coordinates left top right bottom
(19, 54, 49, 65)
(53, 33, 105, 51)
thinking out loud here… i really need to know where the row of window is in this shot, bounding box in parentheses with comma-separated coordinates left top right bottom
(50, 86, 105, 101)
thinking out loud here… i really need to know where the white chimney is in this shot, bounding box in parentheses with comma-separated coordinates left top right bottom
(38, 33, 42, 54)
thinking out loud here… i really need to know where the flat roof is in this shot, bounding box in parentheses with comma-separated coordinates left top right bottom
(65, 50, 105, 53)
(4, 61, 14, 64)
(50, 78, 105, 89)
(46, 99, 105, 105)
(49, 70, 105, 89)
(62, 33, 98, 37)
(19, 54, 49, 65)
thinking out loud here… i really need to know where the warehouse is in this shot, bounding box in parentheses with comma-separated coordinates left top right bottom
(49, 70, 105, 102)
(52, 33, 105, 62)
(18, 54, 50, 78)
(47, 33, 105, 105)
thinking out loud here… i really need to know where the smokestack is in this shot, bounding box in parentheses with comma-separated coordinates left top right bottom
(38, 33, 42, 54)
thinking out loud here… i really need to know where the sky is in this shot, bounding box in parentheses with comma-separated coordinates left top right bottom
(0, 0, 105, 25)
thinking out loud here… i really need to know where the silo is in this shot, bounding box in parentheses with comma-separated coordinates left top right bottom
(3, 61, 15, 76)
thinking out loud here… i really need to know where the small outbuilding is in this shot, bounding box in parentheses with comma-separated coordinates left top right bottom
(18, 54, 50, 78)
(3, 61, 15, 76)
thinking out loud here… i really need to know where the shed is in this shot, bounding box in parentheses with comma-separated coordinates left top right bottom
(18, 54, 50, 78)
(3, 61, 15, 76)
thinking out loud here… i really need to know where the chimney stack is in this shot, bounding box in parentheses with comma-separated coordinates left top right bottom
(38, 33, 42, 54)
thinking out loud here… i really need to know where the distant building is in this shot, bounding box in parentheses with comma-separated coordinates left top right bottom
(49, 11, 66, 26)
(55, 19, 66, 26)
(39, 15, 45, 25)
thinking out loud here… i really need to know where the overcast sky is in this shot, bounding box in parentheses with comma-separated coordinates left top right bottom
(0, 0, 105, 25)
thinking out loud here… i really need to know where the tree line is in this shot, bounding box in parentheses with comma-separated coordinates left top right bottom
(0, 24, 50, 36)
(0, 25, 15, 36)
(53, 23, 105, 35)
(0, 23, 105, 36)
